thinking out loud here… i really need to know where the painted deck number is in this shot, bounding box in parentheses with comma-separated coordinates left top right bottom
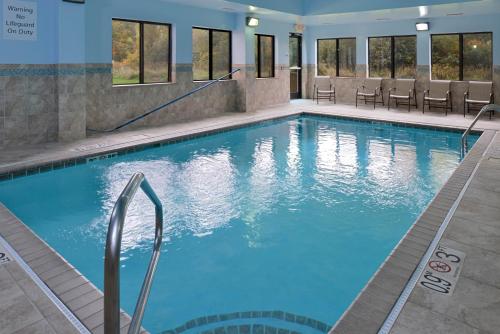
(419, 245, 465, 296)
(0, 246, 12, 266)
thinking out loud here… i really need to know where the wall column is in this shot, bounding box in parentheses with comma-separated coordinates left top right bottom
(57, 1, 87, 142)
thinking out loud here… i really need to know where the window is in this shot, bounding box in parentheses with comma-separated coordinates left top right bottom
(112, 19, 171, 85)
(317, 38, 356, 77)
(368, 36, 416, 78)
(192, 27, 232, 81)
(255, 34, 275, 78)
(432, 33, 492, 81)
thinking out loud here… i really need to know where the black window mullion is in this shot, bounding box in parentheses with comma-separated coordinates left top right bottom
(228, 31, 232, 79)
(459, 33, 464, 81)
(208, 30, 213, 80)
(272, 36, 275, 77)
(391, 36, 395, 78)
(139, 22, 145, 84)
(336, 38, 340, 77)
(257, 35, 261, 78)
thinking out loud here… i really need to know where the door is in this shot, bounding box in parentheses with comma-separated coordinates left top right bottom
(289, 34, 302, 99)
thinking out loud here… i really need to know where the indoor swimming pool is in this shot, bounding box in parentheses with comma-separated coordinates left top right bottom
(0, 116, 478, 334)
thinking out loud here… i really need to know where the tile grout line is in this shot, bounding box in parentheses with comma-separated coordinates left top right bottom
(377, 131, 498, 334)
(0, 235, 91, 334)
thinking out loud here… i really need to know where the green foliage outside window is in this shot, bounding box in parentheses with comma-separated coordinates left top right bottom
(317, 38, 356, 77)
(369, 36, 416, 78)
(256, 34, 275, 78)
(432, 33, 492, 81)
(112, 19, 171, 85)
(193, 28, 231, 81)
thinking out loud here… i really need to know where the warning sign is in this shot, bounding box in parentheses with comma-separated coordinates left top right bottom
(418, 245, 465, 296)
(3, 0, 37, 41)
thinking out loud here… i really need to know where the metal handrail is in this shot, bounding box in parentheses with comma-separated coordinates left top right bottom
(88, 68, 241, 133)
(461, 104, 500, 158)
(104, 173, 164, 334)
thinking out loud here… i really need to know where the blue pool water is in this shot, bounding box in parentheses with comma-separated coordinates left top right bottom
(0, 116, 477, 333)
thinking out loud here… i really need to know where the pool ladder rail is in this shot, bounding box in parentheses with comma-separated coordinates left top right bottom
(104, 173, 164, 334)
(461, 104, 500, 159)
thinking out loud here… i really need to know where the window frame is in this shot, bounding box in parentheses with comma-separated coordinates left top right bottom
(368, 35, 417, 78)
(431, 32, 493, 81)
(192, 27, 233, 81)
(255, 34, 276, 78)
(316, 37, 357, 77)
(112, 18, 172, 86)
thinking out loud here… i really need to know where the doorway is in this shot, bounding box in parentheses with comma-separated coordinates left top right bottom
(289, 33, 302, 99)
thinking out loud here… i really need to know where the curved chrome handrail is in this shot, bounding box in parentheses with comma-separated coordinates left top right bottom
(104, 173, 164, 334)
(461, 104, 500, 158)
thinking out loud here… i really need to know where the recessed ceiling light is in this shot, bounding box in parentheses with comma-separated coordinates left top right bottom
(249, 5, 257, 11)
(446, 12, 464, 16)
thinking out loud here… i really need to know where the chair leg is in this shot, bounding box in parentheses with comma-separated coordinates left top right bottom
(355, 94, 358, 108)
(388, 96, 391, 110)
(408, 99, 410, 112)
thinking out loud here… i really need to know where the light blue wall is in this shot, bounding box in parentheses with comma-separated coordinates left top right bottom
(85, 0, 237, 64)
(227, 0, 303, 15)
(254, 19, 296, 65)
(1, 0, 497, 69)
(59, 0, 86, 64)
(84, 0, 294, 66)
(306, 13, 500, 69)
(304, 0, 481, 15)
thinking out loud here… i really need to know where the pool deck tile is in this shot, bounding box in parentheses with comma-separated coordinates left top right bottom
(1, 101, 500, 334)
(390, 132, 500, 333)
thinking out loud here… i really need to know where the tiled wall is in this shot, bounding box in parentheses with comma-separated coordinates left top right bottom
(305, 64, 500, 113)
(86, 64, 240, 131)
(0, 63, 290, 148)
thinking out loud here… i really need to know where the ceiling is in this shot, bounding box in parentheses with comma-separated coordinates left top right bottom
(160, 0, 500, 24)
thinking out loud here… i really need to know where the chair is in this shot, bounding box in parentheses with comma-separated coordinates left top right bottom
(388, 79, 417, 112)
(356, 78, 384, 109)
(464, 81, 494, 119)
(423, 80, 452, 115)
(313, 77, 336, 104)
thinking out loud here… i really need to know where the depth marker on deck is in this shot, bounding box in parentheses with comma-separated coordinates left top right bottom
(378, 132, 496, 334)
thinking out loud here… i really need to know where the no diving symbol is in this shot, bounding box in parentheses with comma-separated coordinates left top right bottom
(429, 260, 451, 273)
